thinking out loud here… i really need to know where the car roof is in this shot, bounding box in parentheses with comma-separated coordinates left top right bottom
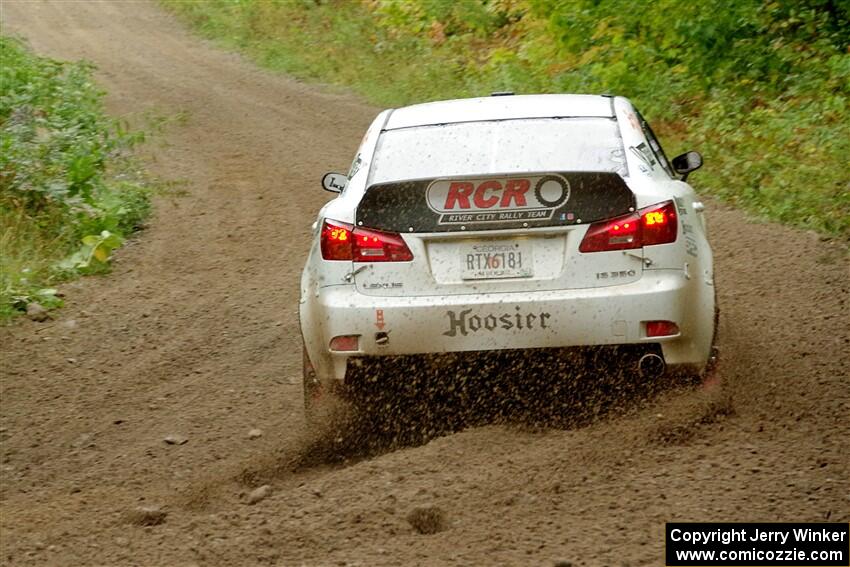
(383, 94, 615, 130)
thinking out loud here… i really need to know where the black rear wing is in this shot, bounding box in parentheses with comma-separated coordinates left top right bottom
(356, 171, 636, 233)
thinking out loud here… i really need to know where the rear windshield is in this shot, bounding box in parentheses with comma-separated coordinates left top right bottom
(369, 117, 626, 184)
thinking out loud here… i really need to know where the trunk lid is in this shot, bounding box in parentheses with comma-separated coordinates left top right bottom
(353, 171, 644, 297)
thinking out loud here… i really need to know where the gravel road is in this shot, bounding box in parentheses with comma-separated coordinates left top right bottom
(1, 1, 848, 565)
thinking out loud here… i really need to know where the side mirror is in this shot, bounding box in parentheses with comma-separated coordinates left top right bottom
(672, 151, 703, 181)
(321, 172, 348, 193)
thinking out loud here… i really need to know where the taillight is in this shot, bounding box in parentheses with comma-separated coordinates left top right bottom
(320, 219, 413, 262)
(352, 226, 414, 262)
(579, 200, 678, 253)
(321, 219, 353, 260)
(640, 200, 678, 246)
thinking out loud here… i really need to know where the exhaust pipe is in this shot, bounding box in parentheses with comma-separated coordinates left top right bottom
(638, 353, 666, 378)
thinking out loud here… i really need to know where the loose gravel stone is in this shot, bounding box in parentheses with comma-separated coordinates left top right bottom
(26, 302, 49, 322)
(246, 485, 272, 505)
(406, 505, 447, 535)
(126, 506, 167, 526)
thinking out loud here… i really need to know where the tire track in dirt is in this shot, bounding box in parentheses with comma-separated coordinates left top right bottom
(1, 1, 848, 566)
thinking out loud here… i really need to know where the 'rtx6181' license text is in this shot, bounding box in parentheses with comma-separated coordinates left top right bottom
(461, 241, 532, 280)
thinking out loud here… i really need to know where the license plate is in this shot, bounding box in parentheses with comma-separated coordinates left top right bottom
(460, 240, 533, 280)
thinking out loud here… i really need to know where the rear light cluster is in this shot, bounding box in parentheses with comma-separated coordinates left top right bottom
(579, 200, 678, 253)
(321, 219, 414, 262)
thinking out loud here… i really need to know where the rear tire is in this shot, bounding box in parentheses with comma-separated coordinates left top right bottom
(704, 302, 721, 378)
(302, 346, 320, 423)
(676, 302, 720, 386)
(302, 345, 350, 426)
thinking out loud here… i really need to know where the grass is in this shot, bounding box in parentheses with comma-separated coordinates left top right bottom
(0, 36, 154, 321)
(161, 0, 849, 239)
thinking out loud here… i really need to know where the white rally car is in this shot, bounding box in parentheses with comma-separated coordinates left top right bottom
(300, 94, 715, 414)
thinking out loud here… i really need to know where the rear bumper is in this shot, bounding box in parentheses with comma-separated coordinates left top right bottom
(300, 268, 712, 382)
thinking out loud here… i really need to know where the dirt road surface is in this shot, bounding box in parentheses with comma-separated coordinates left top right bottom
(1, 1, 848, 565)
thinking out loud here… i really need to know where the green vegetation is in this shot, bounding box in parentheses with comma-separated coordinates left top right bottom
(1, 36, 152, 321)
(163, 0, 849, 237)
